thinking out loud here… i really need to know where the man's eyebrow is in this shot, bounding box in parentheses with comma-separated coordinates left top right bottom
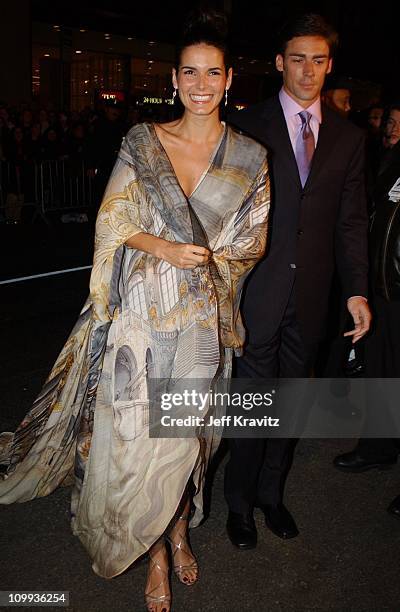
(288, 53, 329, 58)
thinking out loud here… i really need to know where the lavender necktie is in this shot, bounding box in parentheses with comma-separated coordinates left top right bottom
(295, 110, 315, 187)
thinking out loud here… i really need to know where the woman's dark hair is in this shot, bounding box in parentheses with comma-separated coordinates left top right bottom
(387, 103, 400, 114)
(176, 7, 230, 69)
(277, 13, 338, 58)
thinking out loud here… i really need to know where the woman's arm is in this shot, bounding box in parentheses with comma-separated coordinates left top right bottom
(125, 232, 210, 270)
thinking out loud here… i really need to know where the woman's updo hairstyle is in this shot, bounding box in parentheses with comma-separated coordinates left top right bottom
(176, 7, 231, 71)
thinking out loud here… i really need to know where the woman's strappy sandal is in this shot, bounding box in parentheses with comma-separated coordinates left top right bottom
(167, 514, 199, 586)
(144, 548, 171, 612)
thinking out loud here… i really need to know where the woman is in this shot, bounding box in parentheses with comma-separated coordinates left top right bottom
(0, 10, 270, 612)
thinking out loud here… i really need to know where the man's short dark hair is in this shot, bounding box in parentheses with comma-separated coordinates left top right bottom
(277, 13, 338, 57)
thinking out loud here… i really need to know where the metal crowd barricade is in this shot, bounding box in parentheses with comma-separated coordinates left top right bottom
(38, 159, 94, 215)
(0, 160, 42, 223)
(0, 159, 95, 223)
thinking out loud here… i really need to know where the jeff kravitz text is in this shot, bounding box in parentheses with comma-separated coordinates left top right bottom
(160, 415, 280, 427)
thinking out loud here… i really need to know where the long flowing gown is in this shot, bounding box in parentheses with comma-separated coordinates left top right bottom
(0, 123, 270, 578)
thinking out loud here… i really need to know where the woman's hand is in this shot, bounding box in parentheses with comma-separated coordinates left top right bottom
(160, 241, 211, 269)
(125, 232, 210, 269)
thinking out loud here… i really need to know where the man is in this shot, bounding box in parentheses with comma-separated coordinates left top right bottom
(367, 104, 384, 135)
(382, 105, 400, 150)
(225, 13, 371, 549)
(364, 103, 386, 210)
(322, 76, 352, 118)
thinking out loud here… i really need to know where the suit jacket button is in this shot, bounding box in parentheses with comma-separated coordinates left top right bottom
(300, 193, 306, 199)
(297, 229, 304, 236)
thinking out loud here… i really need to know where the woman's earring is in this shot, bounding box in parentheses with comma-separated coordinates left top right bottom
(225, 88, 228, 107)
(173, 88, 177, 104)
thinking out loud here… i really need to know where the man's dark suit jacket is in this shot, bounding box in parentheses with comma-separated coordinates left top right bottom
(229, 95, 369, 345)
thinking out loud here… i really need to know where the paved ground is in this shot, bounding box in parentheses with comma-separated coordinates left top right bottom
(1, 224, 400, 611)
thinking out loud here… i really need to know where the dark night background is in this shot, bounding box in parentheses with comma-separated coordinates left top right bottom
(30, 0, 400, 97)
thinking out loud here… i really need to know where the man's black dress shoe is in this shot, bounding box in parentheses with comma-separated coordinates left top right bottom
(333, 450, 397, 472)
(387, 494, 400, 518)
(226, 511, 257, 550)
(259, 503, 299, 539)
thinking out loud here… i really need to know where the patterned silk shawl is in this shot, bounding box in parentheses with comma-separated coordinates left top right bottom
(0, 123, 270, 577)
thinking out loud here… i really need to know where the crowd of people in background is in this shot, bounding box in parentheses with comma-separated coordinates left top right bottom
(0, 101, 172, 223)
(0, 95, 399, 225)
(0, 101, 153, 166)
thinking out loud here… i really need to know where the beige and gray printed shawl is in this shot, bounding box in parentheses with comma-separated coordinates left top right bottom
(0, 123, 270, 577)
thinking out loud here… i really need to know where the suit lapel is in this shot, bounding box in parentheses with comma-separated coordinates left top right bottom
(264, 98, 301, 189)
(305, 106, 337, 187)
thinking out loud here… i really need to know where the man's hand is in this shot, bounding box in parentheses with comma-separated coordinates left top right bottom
(344, 297, 372, 343)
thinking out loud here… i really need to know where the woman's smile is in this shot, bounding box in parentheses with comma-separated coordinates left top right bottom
(189, 94, 214, 103)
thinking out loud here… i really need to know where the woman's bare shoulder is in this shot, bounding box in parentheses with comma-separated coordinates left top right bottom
(154, 120, 181, 137)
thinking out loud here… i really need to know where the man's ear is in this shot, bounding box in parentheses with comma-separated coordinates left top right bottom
(275, 54, 284, 73)
(327, 58, 333, 75)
